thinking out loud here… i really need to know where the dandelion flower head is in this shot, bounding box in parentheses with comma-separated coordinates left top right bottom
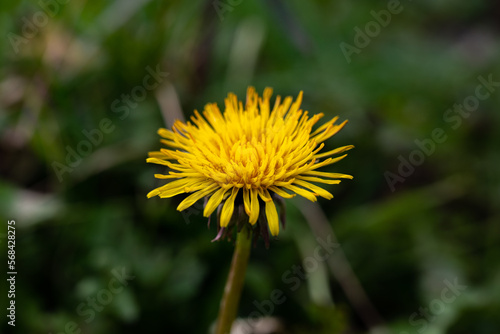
(147, 87, 353, 239)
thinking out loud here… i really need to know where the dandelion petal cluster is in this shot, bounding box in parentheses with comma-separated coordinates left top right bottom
(147, 87, 353, 237)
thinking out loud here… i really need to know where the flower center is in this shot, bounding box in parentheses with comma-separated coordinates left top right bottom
(193, 125, 311, 190)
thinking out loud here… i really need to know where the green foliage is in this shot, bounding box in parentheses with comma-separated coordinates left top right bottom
(1, 0, 499, 333)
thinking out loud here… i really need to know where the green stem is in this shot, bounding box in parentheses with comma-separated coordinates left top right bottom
(215, 226, 252, 334)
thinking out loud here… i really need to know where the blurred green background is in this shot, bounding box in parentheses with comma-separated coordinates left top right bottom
(1, 0, 500, 333)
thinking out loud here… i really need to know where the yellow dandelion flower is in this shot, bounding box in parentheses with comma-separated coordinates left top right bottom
(147, 87, 353, 239)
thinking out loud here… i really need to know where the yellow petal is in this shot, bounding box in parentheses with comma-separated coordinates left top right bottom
(295, 176, 342, 184)
(282, 184, 317, 202)
(265, 199, 279, 236)
(268, 186, 296, 199)
(204, 187, 228, 217)
(243, 188, 251, 215)
(156, 188, 186, 198)
(177, 184, 219, 211)
(148, 151, 167, 159)
(146, 158, 189, 171)
(147, 179, 190, 198)
(314, 145, 355, 159)
(309, 154, 349, 171)
(154, 173, 186, 179)
(220, 187, 239, 227)
(293, 179, 333, 200)
(158, 180, 213, 198)
(310, 116, 338, 137)
(302, 171, 353, 179)
(312, 119, 347, 142)
(249, 189, 259, 224)
(258, 188, 273, 202)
